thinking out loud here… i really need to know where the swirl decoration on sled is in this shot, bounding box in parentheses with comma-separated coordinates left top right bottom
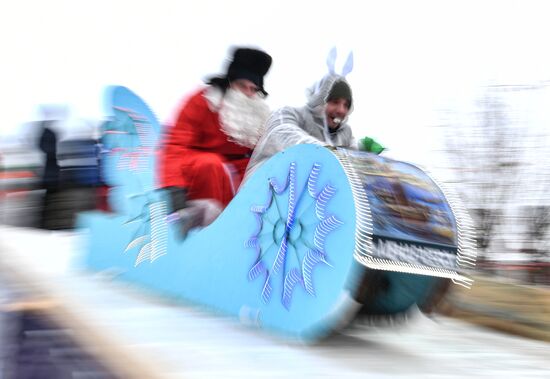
(247, 162, 343, 309)
(100, 87, 168, 266)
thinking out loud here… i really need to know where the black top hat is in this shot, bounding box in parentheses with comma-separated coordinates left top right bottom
(207, 47, 272, 96)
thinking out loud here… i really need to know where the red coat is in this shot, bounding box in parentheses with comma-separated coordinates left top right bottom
(158, 88, 252, 207)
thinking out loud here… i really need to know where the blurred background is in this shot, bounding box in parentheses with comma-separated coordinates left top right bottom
(1, 0, 549, 377)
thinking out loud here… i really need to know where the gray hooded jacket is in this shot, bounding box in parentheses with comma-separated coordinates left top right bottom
(246, 73, 358, 177)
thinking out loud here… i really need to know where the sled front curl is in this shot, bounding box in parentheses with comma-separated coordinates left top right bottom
(79, 86, 474, 342)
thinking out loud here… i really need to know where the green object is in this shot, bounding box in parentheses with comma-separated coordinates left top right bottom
(359, 136, 385, 154)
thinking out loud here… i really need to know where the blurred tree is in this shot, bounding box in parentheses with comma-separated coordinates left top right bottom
(441, 86, 524, 260)
(522, 205, 550, 257)
(519, 205, 550, 284)
(438, 84, 550, 270)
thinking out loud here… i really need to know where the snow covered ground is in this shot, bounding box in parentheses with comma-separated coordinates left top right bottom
(0, 226, 548, 378)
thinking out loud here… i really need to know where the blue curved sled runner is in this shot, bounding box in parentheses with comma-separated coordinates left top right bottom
(78, 86, 475, 342)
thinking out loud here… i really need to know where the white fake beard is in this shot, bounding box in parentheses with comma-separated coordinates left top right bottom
(219, 89, 270, 148)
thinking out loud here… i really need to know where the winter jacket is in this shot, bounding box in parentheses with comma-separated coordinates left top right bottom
(246, 74, 358, 177)
(159, 87, 253, 189)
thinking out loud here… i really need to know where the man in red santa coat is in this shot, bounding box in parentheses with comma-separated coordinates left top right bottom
(158, 47, 272, 237)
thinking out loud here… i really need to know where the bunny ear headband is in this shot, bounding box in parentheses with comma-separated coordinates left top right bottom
(326, 47, 354, 77)
(311, 47, 355, 95)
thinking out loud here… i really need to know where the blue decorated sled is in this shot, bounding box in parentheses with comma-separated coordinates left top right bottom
(78, 86, 476, 342)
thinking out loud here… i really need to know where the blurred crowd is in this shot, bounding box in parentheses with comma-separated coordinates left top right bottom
(0, 105, 106, 230)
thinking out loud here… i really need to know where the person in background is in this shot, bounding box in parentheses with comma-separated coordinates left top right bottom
(37, 110, 61, 229)
(158, 46, 272, 237)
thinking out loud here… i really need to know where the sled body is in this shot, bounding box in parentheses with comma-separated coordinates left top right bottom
(79, 86, 474, 342)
